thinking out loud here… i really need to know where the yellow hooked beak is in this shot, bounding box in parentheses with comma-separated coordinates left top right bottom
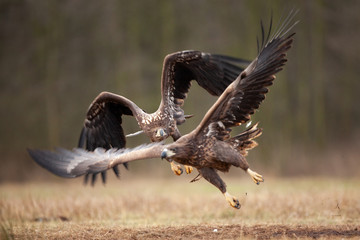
(161, 148, 175, 161)
(155, 128, 166, 138)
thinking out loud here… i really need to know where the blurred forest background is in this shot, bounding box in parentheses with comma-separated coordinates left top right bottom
(0, 0, 359, 182)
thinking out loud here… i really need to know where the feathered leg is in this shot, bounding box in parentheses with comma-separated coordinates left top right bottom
(198, 167, 240, 209)
(225, 124, 264, 185)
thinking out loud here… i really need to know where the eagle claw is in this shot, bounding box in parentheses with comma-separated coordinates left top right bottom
(184, 165, 193, 174)
(170, 162, 183, 176)
(224, 192, 241, 209)
(247, 168, 264, 185)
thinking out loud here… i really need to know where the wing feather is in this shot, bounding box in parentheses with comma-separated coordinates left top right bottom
(159, 50, 250, 125)
(78, 92, 143, 183)
(193, 11, 297, 138)
(79, 92, 141, 150)
(28, 142, 165, 178)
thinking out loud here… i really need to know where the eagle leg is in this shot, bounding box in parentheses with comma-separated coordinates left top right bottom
(198, 167, 240, 209)
(246, 168, 264, 185)
(170, 162, 183, 176)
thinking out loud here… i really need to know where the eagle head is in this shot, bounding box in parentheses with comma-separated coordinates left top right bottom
(154, 128, 168, 140)
(160, 148, 176, 162)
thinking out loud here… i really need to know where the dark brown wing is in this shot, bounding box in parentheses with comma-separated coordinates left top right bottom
(78, 91, 144, 185)
(159, 50, 250, 125)
(193, 10, 297, 139)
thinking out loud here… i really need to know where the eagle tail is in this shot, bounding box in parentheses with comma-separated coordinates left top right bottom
(226, 122, 262, 156)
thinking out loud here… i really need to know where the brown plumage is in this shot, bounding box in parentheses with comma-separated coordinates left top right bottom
(28, 10, 297, 209)
(160, 10, 297, 207)
(78, 51, 250, 184)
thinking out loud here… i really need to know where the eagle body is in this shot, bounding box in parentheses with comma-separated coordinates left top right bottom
(165, 134, 249, 173)
(160, 11, 298, 207)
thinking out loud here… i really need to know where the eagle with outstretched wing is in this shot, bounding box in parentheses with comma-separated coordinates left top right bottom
(78, 51, 250, 184)
(29, 10, 297, 209)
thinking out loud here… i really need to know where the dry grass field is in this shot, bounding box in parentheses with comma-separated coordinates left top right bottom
(1, 175, 359, 239)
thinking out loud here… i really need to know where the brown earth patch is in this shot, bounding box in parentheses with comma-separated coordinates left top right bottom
(13, 224, 360, 240)
(125, 225, 360, 240)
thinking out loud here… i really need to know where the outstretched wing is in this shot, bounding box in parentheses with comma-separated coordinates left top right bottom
(159, 50, 250, 125)
(78, 91, 144, 184)
(193, 10, 298, 139)
(28, 142, 165, 178)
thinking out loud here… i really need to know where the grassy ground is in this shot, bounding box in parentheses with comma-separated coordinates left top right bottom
(1, 175, 359, 239)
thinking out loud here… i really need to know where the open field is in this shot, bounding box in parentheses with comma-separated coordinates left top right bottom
(1, 176, 359, 239)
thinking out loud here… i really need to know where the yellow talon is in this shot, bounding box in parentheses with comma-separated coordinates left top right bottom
(224, 192, 240, 209)
(170, 162, 183, 176)
(184, 165, 193, 174)
(246, 168, 264, 185)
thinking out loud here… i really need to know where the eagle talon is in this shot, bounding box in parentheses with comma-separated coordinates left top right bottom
(224, 192, 241, 209)
(246, 168, 264, 185)
(184, 165, 193, 174)
(170, 162, 183, 176)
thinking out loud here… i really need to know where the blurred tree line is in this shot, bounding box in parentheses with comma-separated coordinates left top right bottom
(0, 0, 359, 181)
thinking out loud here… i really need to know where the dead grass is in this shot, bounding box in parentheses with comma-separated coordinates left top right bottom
(1, 176, 359, 239)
